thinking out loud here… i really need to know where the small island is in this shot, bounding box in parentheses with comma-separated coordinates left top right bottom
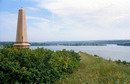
(117, 43, 130, 46)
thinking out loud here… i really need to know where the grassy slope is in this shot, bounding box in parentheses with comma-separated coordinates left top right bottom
(57, 52, 130, 84)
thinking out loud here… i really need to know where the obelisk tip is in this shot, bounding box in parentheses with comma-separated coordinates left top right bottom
(19, 7, 24, 11)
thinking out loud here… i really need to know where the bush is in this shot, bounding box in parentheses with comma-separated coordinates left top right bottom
(3, 43, 14, 48)
(0, 48, 80, 84)
(115, 60, 130, 67)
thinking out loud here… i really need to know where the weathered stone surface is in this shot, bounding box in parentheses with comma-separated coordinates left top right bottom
(14, 8, 30, 48)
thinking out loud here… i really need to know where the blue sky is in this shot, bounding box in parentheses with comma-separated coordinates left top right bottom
(0, 0, 130, 42)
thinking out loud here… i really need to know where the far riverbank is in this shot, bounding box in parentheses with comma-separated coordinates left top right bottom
(31, 44, 130, 62)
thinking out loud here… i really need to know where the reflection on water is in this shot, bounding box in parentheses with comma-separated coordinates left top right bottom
(31, 45, 130, 62)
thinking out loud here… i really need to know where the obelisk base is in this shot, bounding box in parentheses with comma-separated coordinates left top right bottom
(13, 42, 30, 48)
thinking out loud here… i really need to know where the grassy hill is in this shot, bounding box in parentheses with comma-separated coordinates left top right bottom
(57, 52, 130, 84)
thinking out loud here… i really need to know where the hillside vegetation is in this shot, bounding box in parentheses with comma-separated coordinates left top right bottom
(57, 52, 130, 84)
(1, 47, 130, 84)
(0, 48, 80, 84)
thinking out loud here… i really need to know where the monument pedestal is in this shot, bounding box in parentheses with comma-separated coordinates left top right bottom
(13, 42, 30, 48)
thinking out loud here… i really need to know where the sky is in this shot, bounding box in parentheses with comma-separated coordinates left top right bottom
(0, 0, 130, 42)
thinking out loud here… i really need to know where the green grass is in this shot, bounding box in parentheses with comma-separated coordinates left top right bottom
(56, 52, 130, 84)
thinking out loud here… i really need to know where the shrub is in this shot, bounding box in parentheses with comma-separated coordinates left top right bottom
(3, 43, 14, 48)
(0, 48, 80, 84)
(115, 60, 130, 67)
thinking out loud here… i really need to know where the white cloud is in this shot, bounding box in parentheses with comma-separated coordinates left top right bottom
(27, 16, 50, 22)
(0, 12, 17, 41)
(26, 7, 39, 11)
(1, 0, 130, 41)
(33, 0, 130, 26)
(0, 12, 50, 41)
(27, 0, 130, 41)
(28, 21, 130, 41)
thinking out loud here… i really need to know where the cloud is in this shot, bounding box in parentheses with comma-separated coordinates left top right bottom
(26, 7, 39, 11)
(0, 11, 50, 41)
(28, 21, 130, 41)
(31, 0, 130, 27)
(27, 0, 130, 41)
(0, 12, 17, 41)
(27, 16, 50, 22)
(1, 0, 130, 41)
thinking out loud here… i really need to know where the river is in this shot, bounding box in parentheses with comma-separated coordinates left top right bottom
(31, 44, 130, 62)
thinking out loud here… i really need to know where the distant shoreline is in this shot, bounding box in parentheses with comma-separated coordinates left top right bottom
(31, 44, 106, 46)
(0, 40, 130, 46)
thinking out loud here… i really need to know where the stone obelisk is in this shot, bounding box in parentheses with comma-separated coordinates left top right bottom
(13, 8, 30, 48)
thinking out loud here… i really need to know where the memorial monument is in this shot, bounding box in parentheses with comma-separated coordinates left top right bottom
(13, 8, 30, 48)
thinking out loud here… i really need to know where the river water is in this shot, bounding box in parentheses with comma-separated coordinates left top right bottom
(31, 45, 130, 62)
